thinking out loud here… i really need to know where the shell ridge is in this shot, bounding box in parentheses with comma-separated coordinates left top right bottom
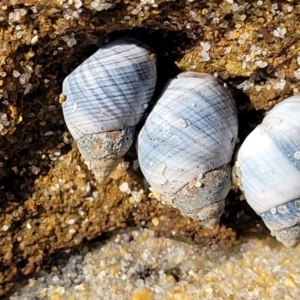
(99, 62, 131, 127)
(177, 89, 236, 165)
(63, 63, 121, 138)
(138, 128, 203, 193)
(260, 198, 300, 247)
(82, 64, 154, 129)
(261, 198, 300, 231)
(100, 61, 155, 126)
(144, 87, 236, 164)
(143, 117, 216, 170)
(94, 39, 146, 66)
(263, 125, 300, 171)
(179, 85, 237, 128)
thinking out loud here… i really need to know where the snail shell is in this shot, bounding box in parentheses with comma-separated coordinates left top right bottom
(137, 72, 238, 229)
(233, 96, 300, 247)
(62, 38, 157, 182)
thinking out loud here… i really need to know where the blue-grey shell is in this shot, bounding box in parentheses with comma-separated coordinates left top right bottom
(233, 96, 300, 247)
(62, 37, 157, 141)
(137, 72, 238, 194)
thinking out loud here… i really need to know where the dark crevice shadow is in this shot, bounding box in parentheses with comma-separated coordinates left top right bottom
(219, 85, 269, 239)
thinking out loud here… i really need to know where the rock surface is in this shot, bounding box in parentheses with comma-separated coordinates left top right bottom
(0, 0, 299, 296)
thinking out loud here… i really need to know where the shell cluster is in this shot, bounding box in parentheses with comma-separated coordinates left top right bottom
(61, 37, 300, 246)
(233, 96, 300, 247)
(62, 37, 157, 182)
(137, 72, 238, 229)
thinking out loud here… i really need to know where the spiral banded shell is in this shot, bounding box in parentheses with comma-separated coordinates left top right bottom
(62, 38, 157, 182)
(137, 72, 238, 229)
(233, 96, 300, 247)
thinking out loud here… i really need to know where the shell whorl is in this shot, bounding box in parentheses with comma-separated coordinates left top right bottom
(61, 37, 157, 182)
(62, 37, 157, 141)
(138, 72, 238, 194)
(137, 72, 238, 228)
(233, 96, 300, 247)
(234, 96, 300, 215)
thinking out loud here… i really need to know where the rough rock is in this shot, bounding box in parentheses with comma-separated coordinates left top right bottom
(0, 0, 298, 296)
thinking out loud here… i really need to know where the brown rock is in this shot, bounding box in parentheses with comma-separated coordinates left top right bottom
(0, 0, 297, 296)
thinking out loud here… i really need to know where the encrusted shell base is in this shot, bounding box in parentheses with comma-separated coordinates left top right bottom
(76, 126, 135, 182)
(262, 198, 300, 248)
(152, 164, 231, 229)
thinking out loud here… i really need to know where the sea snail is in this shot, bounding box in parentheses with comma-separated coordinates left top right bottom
(233, 96, 300, 247)
(61, 37, 157, 182)
(137, 72, 238, 229)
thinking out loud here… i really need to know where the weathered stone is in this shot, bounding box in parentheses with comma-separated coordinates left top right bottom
(0, 0, 297, 296)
